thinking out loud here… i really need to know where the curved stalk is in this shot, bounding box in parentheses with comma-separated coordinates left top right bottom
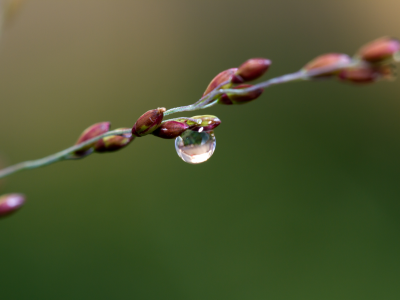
(0, 129, 131, 178)
(0, 59, 365, 179)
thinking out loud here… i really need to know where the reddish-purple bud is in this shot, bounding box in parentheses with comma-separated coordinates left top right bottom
(203, 68, 237, 96)
(357, 37, 400, 63)
(132, 107, 166, 137)
(303, 53, 352, 77)
(338, 67, 377, 83)
(186, 115, 221, 132)
(74, 122, 111, 157)
(219, 84, 263, 105)
(232, 58, 271, 83)
(95, 128, 134, 153)
(0, 193, 25, 218)
(152, 121, 190, 139)
(338, 64, 395, 84)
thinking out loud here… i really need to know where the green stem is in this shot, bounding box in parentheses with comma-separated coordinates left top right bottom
(0, 59, 359, 179)
(0, 129, 131, 179)
(164, 60, 358, 115)
(163, 80, 231, 116)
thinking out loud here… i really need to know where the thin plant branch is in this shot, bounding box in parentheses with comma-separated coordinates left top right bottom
(0, 60, 365, 179)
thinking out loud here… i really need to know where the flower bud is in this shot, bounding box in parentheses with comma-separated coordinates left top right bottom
(357, 37, 400, 63)
(203, 68, 237, 96)
(0, 193, 25, 218)
(219, 84, 263, 105)
(152, 121, 190, 139)
(186, 115, 221, 132)
(232, 58, 271, 83)
(338, 66, 377, 83)
(303, 53, 352, 77)
(132, 107, 166, 137)
(95, 128, 134, 153)
(74, 122, 111, 157)
(338, 64, 395, 84)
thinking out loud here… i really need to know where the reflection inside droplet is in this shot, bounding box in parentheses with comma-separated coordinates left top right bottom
(175, 130, 216, 164)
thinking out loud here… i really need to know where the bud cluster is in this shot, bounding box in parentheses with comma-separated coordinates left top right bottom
(152, 115, 221, 139)
(72, 122, 134, 158)
(302, 37, 400, 84)
(1, 36, 399, 220)
(202, 58, 271, 106)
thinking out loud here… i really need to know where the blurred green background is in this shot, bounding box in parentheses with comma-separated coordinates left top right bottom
(1, 0, 400, 299)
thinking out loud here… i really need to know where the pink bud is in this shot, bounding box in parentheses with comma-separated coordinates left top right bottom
(357, 37, 400, 63)
(203, 68, 237, 96)
(74, 122, 111, 157)
(219, 84, 263, 105)
(152, 121, 190, 139)
(303, 53, 352, 77)
(338, 64, 394, 84)
(131, 108, 166, 137)
(95, 128, 134, 152)
(0, 194, 25, 218)
(232, 58, 271, 83)
(186, 115, 221, 132)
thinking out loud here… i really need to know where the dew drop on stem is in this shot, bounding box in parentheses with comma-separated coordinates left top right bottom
(175, 130, 216, 164)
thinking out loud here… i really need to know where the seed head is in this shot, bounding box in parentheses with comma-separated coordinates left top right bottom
(132, 108, 166, 137)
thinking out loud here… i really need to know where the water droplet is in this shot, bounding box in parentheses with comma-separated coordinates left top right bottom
(175, 130, 216, 164)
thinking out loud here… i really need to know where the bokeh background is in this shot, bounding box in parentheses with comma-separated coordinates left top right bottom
(1, 0, 400, 299)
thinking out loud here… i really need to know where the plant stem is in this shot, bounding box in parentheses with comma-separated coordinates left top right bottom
(0, 60, 359, 179)
(0, 129, 131, 179)
(163, 80, 231, 116)
(164, 61, 357, 115)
